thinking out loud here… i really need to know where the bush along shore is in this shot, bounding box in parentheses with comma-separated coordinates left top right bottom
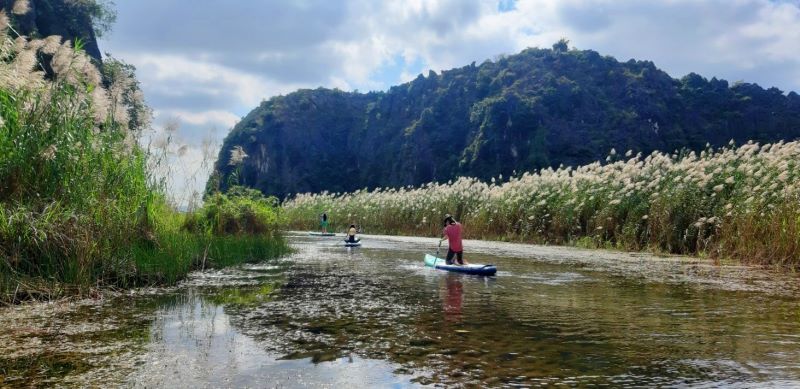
(284, 140, 800, 267)
(0, 14, 287, 305)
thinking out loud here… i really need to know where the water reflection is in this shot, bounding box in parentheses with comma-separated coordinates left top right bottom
(442, 273, 463, 324)
(128, 291, 418, 388)
(2, 234, 800, 387)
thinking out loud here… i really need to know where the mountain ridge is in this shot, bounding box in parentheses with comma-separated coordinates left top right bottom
(212, 43, 800, 198)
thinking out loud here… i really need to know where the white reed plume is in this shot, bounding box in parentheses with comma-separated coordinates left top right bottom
(113, 100, 130, 129)
(40, 144, 57, 161)
(50, 41, 74, 78)
(41, 35, 61, 55)
(151, 135, 168, 150)
(12, 0, 30, 15)
(91, 87, 110, 123)
(0, 11, 9, 32)
(11, 46, 35, 73)
(123, 132, 136, 155)
(80, 55, 102, 86)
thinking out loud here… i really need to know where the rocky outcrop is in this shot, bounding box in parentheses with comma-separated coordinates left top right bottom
(1, 0, 102, 61)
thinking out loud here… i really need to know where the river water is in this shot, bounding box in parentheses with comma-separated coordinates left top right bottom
(2, 233, 800, 387)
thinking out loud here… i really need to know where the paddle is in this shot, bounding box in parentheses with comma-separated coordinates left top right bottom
(433, 238, 443, 267)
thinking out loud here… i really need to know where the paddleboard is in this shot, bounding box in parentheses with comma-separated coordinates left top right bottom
(343, 240, 362, 247)
(424, 253, 497, 276)
(308, 232, 336, 236)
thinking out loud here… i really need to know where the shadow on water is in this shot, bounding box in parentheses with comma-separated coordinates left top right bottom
(2, 233, 800, 387)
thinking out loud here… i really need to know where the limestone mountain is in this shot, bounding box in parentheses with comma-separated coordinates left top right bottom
(1, 0, 112, 61)
(212, 44, 800, 198)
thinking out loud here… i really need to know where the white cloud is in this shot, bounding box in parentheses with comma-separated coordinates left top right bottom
(155, 109, 240, 129)
(369, 0, 800, 90)
(106, 0, 800, 95)
(121, 52, 281, 107)
(100, 0, 800, 204)
(507, 0, 800, 86)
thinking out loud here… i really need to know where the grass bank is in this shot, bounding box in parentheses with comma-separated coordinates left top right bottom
(0, 15, 287, 305)
(284, 141, 800, 267)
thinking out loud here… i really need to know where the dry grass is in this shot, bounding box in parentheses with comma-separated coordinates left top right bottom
(284, 141, 800, 267)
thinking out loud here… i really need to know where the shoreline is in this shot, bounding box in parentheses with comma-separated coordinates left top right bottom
(4, 230, 795, 309)
(0, 235, 290, 307)
(291, 230, 800, 297)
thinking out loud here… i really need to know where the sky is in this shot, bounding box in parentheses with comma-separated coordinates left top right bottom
(98, 0, 800, 204)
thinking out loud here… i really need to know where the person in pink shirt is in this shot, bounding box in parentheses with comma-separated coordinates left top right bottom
(441, 214, 468, 265)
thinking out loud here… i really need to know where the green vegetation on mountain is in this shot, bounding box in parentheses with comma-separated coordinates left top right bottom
(213, 41, 800, 198)
(0, 0, 113, 61)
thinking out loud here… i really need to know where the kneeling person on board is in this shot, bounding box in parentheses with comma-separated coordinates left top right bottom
(441, 214, 467, 265)
(345, 224, 360, 243)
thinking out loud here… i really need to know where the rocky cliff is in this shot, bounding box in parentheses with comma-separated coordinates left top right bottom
(213, 44, 800, 198)
(1, 0, 104, 61)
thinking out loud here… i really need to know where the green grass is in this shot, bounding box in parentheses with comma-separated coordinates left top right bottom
(0, 26, 289, 304)
(0, 194, 290, 304)
(132, 234, 289, 285)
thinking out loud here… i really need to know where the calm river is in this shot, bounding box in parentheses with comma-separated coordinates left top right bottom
(2, 233, 800, 387)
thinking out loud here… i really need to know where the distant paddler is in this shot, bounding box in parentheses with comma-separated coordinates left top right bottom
(345, 224, 360, 243)
(319, 212, 329, 233)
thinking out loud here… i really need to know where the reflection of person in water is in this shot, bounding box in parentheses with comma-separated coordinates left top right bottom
(443, 273, 463, 324)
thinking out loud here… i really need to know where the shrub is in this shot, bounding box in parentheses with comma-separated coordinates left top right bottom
(184, 186, 282, 237)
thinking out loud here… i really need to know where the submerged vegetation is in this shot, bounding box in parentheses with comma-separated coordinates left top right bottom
(0, 7, 287, 305)
(284, 140, 800, 267)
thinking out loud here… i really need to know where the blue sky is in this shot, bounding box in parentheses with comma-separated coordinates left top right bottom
(99, 0, 800, 204)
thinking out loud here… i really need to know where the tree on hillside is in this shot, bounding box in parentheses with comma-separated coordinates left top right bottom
(552, 38, 570, 53)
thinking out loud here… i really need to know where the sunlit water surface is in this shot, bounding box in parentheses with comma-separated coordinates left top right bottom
(2, 233, 800, 387)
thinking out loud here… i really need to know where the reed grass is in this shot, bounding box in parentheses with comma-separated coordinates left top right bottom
(284, 141, 800, 267)
(0, 15, 288, 304)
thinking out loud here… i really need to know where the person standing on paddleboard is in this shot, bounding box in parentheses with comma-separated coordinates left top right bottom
(320, 213, 329, 233)
(441, 214, 468, 265)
